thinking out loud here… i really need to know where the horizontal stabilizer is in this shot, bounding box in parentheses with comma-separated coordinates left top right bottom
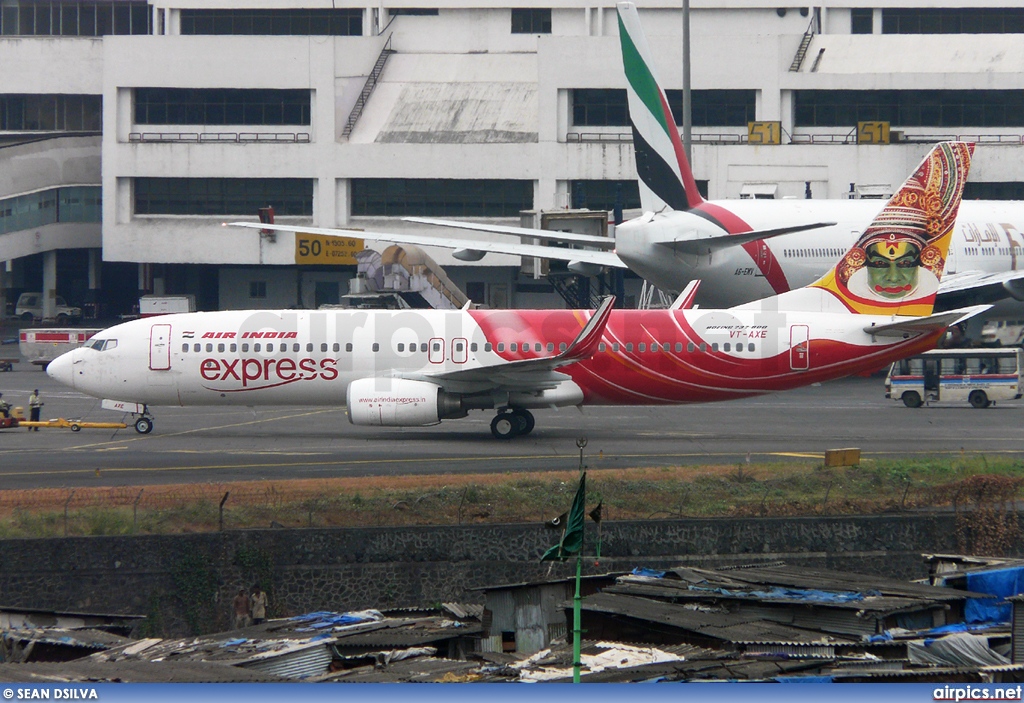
(659, 221, 835, 255)
(404, 217, 615, 247)
(863, 305, 991, 338)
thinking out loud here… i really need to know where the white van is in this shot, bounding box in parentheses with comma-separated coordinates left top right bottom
(15, 293, 82, 324)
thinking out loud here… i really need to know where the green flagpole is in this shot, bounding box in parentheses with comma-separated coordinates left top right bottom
(573, 549, 582, 683)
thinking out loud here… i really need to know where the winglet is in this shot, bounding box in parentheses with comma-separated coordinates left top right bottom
(670, 281, 701, 310)
(557, 296, 616, 363)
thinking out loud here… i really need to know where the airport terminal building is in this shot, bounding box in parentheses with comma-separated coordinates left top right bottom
(3, 0, 1024, 315)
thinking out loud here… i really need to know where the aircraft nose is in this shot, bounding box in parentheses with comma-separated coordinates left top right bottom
(46, 350, 76, 389)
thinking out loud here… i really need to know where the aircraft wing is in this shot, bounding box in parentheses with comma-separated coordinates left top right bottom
(228, 221, 627, 269)
(403, 216, 615, 247)
(656, 221, 837, 256)
(863, 305, 992, 338)
(423, 296, 616, 392)
(938, 269, 1024, 303)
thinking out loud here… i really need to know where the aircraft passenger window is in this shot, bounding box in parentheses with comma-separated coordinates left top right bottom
(561, 342, 568, 352)
(241, 344, 249, 352)
(321, 343, 328, 352)
(254, 343, 261, 352)
(293, 343, 300, 352)
(266, 343, 275, 352)
(699, 343, 707, 352)
(626, 343, 633, 352)
(218, 343, 225, 353)
(748, 343, 755, 352)
(599, 343, 606, 352)
(471, 343, 478, 352)
(484, 343, 492, 352)
(650, 343, 658, 352)
(547, 342, 554, 352)
(206, 343, 213, 352)
(510, 343, 518, 352)
(306, 343, 312, 352)
(333, 343, 341, 352)
(456, 342, 464, 352)
(230, 344, 237, 352)
(675, 343, 683, 352)
(348, 343, 355, 352)
(432, 342, 441, 352)
(497, 343, 505, 351)
(612, 343, 619, 352)
(419, 343, 426, 352)
(724, 343, 731, 352)
(397, 343, 405, 352)
(182, 344, 189, 353)
(712, 343, 719, 351)
(687, 343, 695, 352)
(638, 343, 646, 352)
(535, 343, 542, 352)
(372, 343, 380, 352)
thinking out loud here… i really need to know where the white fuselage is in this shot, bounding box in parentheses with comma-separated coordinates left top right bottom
(615, 200, 1024, 307)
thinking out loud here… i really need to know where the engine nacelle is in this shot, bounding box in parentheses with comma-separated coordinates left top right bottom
(346, 378, 467, 427)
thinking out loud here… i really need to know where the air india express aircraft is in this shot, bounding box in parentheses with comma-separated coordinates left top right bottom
(47, 142, 991, 438)
(234, 2, 1024, 315)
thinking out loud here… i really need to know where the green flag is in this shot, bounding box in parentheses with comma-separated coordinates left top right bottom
(541, 472, 586, 561)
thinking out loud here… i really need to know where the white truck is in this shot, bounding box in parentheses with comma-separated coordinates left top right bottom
(15, 293, 82, 324)
(139, 295, 196, 317)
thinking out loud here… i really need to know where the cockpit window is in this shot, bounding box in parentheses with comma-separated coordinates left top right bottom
(87, 339, 117, 351)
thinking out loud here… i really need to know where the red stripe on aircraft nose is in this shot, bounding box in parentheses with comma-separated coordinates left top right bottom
(695, 202, 791, 295)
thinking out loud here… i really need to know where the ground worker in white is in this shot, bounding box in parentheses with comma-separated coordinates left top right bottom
(27, 389, 42, 431)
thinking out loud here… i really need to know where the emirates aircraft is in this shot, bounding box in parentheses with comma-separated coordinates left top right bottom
(48, 142, 989, 438)
(233, 2, 1024, 313)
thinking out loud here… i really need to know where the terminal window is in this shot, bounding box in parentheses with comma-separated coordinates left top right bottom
(351, 179, 533, 217)
(180, 9, 362, 35)
(134, 178, 313, 217)
(0, 94, 101, 131)
(0, 187, 100, 236)
(851, 8, 873, 34)
(135, 89, 311, 126)
(795, 90, 1024, 127)
(511, 8, 551, 34)
(0, 1, 150, 36)
(882, 8, 1024, 34)
(572, 89, 755, 127)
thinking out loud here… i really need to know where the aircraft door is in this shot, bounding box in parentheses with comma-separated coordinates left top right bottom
(149, 324, 171, 371)
(452, 338, 468, 364)
(428, 337, 445, 364)
(789, 325, 809, 371)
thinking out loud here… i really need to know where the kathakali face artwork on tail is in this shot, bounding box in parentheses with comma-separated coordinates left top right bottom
(812, 142, 973, 316)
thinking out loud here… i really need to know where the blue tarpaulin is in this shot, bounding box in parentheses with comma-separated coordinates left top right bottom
(689, 585, 880, 604)
(965, 566, 1024, 625)
(631, 568, 667, 578)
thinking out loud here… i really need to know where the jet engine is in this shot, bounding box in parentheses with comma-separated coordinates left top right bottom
(346, 378, 470, 426)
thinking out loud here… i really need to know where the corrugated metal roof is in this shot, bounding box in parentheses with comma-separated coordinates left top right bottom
(578, 592, 858, 645)
(0, 660, 287, 683)
(240, 642, 333, 680)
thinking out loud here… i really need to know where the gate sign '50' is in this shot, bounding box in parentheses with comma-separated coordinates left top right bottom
(295, 232, 364, 265)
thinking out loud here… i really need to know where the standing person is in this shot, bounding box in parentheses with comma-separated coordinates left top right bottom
(0, 393, 9, 419)
(27, 389, 42, 431)
(250, 585, 268, 625)
(232, 588, 251, 629)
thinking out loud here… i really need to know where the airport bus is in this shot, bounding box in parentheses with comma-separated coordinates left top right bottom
(886, 348, 1024, 409)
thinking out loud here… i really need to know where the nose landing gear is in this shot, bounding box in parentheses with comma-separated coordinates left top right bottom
(490, 408, 535, 439)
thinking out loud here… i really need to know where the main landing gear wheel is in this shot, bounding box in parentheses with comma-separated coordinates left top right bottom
(134, 417, 154, 434)
(490, 409, 535, 439)
(511, 408, 535, 436)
